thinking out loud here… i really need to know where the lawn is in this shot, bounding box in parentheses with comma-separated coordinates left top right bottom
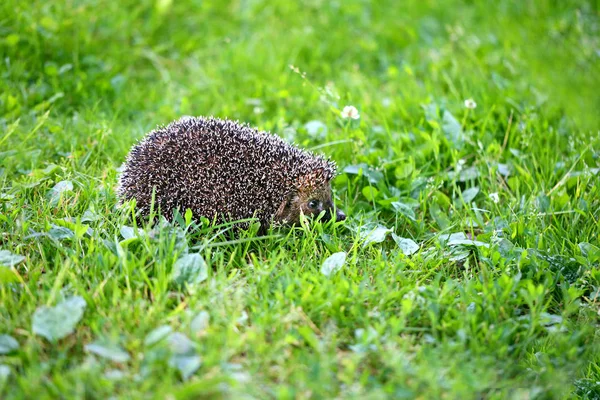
(1, 0, 600, 398)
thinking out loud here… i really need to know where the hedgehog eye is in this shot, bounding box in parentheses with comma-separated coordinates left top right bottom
(308, 199, 319, 209)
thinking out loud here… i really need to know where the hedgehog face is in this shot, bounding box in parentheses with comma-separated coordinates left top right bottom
(275, 181, 345, 225)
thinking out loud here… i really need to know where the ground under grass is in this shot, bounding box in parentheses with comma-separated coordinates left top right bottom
(1, 0, 600, 398)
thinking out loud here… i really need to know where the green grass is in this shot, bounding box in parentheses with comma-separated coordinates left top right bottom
(1, 0, 600, 398)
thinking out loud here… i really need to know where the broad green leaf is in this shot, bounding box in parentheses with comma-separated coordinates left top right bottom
(429, 203, 450, 230)
(361, 226, 392, 247)
(48, 180, 73, 206)
(144, 325, 173, 346)
(462, 186, 479, 203)
(434, 191, 452, 208)
(0, 250, 25, 267)
(29, 164, 59, 179)
(104, 369, 127, 381)
(85, 341, 131, 363)
(321, 252, 346, 277)
(448, 238, 489, 248)
(391, 201, 416, 221)
(362, 186, 379, 201)
(494, 238, 521, 258)
(343, 165, 363, 175)
(32, 296, 86, 342)
(120, 226, 136, 240)
(0, 335, 19, 354)
(343, 164, 383, 184)
(395, 161, 414, 179)
(168, 332, 195, 354)
(442, 110, 464, 149)
(497, 163, 511, 176)
(448, 248, 471, 262)
(441, 232, 489, 248)
(0, 365, 9, 387)
(460, 187, 479, 203)
(422, 102, 439, 121)
(579, 242, 600, 263)
(166, 331, 201, 378)
(536, 194, 550, 212)
(48, 225, 74, 240)
(392, 234, 420, 256)
(172, 253, 208, 286)
(459, 166, 479, 182)
(190, 311, 210, 336)
(304, 120, 328, 137)
(169, 354, 202, 380)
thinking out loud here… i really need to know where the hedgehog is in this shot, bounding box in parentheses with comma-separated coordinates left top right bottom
(117, 116, 345, 230)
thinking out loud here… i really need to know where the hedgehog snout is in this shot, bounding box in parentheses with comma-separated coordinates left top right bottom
(322, 207, 346, 222)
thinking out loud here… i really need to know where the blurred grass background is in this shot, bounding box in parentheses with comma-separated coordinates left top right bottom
(2, 0, 598, 126)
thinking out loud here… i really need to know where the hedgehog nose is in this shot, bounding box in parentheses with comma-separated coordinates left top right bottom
(335, 209, 346, 222)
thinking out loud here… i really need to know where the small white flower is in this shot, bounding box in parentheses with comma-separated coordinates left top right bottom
(489, 192, 500, 203)
(253, 106, 264, 114)
(464, 98, 477, 109)
(341, 105, 360, 120)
